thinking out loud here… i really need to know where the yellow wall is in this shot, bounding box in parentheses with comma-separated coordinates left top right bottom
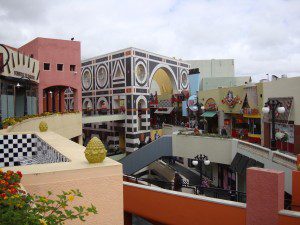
(152, 68, 174, 96)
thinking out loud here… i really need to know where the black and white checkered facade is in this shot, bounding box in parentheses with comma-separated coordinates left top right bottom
(81, 47, 189, 152)
(0, 134, 70, 167)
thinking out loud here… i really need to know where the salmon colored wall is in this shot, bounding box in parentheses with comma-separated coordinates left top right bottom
(19, 37, 82, 113)
(292, 169, 300, 211)
(246, 168, 284, 225)
(124, 184, 246, 225)
(22, 165, 124, 225)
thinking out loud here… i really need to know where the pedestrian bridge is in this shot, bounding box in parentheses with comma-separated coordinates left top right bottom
(82, 114, 126, 124)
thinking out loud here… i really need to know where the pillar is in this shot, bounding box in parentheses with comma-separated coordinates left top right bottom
(43, 91, 47, 113)
(47, 91, 53, 113)
(263, 122, 271, 148)
(292, 155, 300, 211)
(60, 88, 66, 112)
(246, 167, 284, 225)
(54, 89, 59, 112)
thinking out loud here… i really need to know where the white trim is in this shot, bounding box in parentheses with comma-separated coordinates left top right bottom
(149, 63, 179, 92)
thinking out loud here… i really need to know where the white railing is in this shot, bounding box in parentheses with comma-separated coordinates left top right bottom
(272, 151, 297, 170)
(237, 140, 270, 159)
(237, 140, 297, 169)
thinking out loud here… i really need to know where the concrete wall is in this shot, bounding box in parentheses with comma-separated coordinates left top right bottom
(6, 113, 82, 139)
(262, 77, 300, 124)
(4, 131, 124, 225)
(19, 37, 82, 113)
(185, 59, 234, 78)
(172, 133, 233, 165)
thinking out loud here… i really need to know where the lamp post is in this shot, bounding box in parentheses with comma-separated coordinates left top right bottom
(262, 99, 285, 151)
(192, 154, 210, 190)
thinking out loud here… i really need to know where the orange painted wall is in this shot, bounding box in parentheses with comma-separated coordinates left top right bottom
(124, 185, 246, 225)
(279, 214, 300, 225)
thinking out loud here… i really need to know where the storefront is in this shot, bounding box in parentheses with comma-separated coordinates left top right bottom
(201, 98, 218, 133)
(0, 45, 39, 122)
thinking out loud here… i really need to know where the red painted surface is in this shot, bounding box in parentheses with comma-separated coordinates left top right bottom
(124, 184, 246, 225)
(246, 168, 284, 225)
(278, 214, 300, 225)
(19, 37, 82, 113)
(292, 169, 300, 211)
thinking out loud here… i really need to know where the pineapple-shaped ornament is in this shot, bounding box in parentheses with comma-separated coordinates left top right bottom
(39, 121, 48, 132)
(85, 137, 107, 163)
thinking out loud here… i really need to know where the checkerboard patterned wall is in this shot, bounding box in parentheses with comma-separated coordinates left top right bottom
(0, 134, 37, 167)
(0, 134, 70, 168)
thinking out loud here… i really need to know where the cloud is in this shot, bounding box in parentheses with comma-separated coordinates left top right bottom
(1, 0, 300, 79)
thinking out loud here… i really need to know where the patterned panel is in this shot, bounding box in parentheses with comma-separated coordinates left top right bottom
(0, 134, 70, 168)
(0, 134, 37, 167)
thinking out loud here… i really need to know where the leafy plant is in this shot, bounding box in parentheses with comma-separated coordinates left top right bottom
(0, 169, 97, 225)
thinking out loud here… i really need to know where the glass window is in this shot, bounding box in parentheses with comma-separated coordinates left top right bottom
(57, 64, 63, 71)
(70, 65, 76, 71)
(44, 63, 50, 71)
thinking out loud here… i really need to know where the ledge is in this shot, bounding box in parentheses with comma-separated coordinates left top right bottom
(3, 131, 121, 175)
(123, 181, 246, 208)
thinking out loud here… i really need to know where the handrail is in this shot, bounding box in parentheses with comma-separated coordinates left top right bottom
(237, 139, 297, 169)
(123, 175, 246, 203)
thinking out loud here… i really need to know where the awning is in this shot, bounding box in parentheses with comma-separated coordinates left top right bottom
(230, 153, 264, 174)
(201, 111, 217, 117)
(154, 107, 174, 114)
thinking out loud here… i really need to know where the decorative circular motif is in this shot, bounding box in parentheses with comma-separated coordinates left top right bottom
(0, 44, 10, 71)
(82, 69, 92, 90)
(96, 66, 108, 88)
(135, 63, 147, 84)
(181, 72, 188, 89)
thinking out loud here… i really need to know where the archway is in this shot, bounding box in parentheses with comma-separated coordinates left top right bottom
(149, 65, 178, 99)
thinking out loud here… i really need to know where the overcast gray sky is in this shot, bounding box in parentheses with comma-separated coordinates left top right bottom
(1, 0, 300, 79)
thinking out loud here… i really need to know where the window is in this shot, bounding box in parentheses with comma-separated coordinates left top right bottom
(70, 65, 76, 71)
(57, 64, 63, 71)
(44, 63, 50, 71)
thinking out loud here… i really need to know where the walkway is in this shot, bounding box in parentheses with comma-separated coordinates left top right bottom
(82, 114, 126, 124)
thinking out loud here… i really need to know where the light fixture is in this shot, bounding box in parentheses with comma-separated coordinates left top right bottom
(16, 83, 21, 88)
(277, 106, 285, 114)
(262, 106, 270, 114)
(204, 160, 210, 166)
(192, 160, 199, 166)
(201, 105, 205, 110)
(49, 90, 53, 94)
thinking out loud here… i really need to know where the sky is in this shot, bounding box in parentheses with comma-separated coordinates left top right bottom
(0, 0, 300, 80)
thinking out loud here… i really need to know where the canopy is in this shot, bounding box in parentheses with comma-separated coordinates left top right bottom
(230, 153, 264, 174)
(154, 107, 174, 114)
(201, 111, 217, 117)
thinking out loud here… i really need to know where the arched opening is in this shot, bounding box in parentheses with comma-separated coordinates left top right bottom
(137, 97, 147, 132)
(43, 85, 78, 113)
(149, 67, 178, 100)
(149, 66, 184, 129)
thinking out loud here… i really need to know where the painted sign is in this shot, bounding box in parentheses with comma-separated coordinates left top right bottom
(205, 98, 217, 111)
(187, 95, 198, 111)
(221, 90, 241, 108)
(0, 44, 39, 82)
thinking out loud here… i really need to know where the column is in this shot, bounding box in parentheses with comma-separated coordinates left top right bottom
(47, 91, 53, 113)
(59, 88, 66, 112)
(43, 91, 47, 113)
(246, 167, 284, 225)
(54, 89, 59, 112)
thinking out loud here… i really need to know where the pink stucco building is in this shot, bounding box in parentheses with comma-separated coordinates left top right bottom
(19, 37, 82, 114)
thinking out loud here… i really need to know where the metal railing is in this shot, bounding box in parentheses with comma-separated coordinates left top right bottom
(123, 175, 292, 209)
(123, 175, 246, 203)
